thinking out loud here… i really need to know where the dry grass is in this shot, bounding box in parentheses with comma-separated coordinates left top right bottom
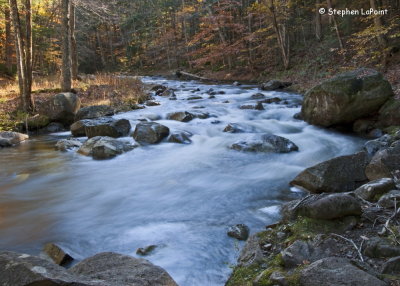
(0, 73, 148, 131)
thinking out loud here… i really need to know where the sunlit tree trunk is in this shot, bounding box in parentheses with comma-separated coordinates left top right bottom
(327, 0, 344, 50)
(69, 1, 78, 80)
(61, 0, 72, 91)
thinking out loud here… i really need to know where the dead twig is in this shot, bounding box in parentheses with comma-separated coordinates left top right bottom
(331, 233, 364, 262)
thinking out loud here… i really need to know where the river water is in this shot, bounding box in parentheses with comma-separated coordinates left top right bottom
(0, 77, 365, 285)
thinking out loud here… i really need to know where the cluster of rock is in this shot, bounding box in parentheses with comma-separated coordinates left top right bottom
(0, 131, 29, 148)
(0, 250, 177, 286)
(227, 132, 400, 286)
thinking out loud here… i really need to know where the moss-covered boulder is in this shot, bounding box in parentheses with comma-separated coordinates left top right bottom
(378, 98, 400, 127)
(302, 68, 393, 127)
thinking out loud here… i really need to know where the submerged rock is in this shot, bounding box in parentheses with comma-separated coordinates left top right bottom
(0, 131, 29, 147)
(55, 139, 82, 151)
(301, 68, 393, 127)
(75, 105, 114, 121)
(167, 131, 192, 144)
(166, 111, 195, 122)
(231, 134, 298, 153)
(227, 224, 250, 241)
(136, 245, 157, 256)
(290, 152, 369, 193)
(78, 136, 135, 159)
(133, 122, 170, 144)
(250, 93, 265, 99)
(70, 252, 178, 286)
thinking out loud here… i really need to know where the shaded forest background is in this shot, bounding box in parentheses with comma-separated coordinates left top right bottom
(1, 0, 400, 87)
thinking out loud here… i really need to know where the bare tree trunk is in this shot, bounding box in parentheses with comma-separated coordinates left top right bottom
(96, 29, 106, 68)
(327, 0, 344, 50)
(24, 0, 33, 104)
(9, 0, 33, 112)
(315, 0, 322, 41)
(5, 7, 13, 72)
(269, 0, 290, 69)
(370, 0, 387, 47)
(69, 1, 78, 80)
(61, 0, 71, 91)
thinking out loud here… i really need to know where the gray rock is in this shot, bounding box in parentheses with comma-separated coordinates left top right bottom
(239, 103, 264, 110)
(363, 237, 400, 258)
(160, 89, 176, 98)
(227, 224, 250, 241)
(0, 131, 29, 147)
(260, 80, 291, 91)
(231, 134, 298, 153)
(146, 101, 161, 106)
(133, 122, 170, 144)
(78, 137, 135, 159)
(167, 131, 192, 144)
(378, 190, 400, 208)
(223, 123, 246, 133)
(75, 105, 114, 121)
(301, 68, 393, 127)
(70, 252, 178, 286)
(151, 84, 167, 95)
(269, 271, 288, 286)
(237, 234, 264, 266)
(166, 111, 195, 122)
(44, 92, 81, 125)
(55, 139, 82, 151)
(299, 257, 387, 286)
(0, 251, 98, 286)
(378, 98, 400, 127)
(354, 178, 395, 201)
(259, 97, 282, 104)
(43, 122, 65, 133)
(281, 240, 331, 268)
(250, 93, 265, 99)
(187, 96, 203, 100)
(290, 152, 369, 193)
(85, 119, 131, 138)
(365, 142, 400, 181)
(71, 119, 108, 137)
(292, 193, 362, 220)
(43, 243, 74, 266)
(381, 256, 400, 275)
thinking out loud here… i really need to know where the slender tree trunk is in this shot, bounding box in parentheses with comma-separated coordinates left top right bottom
(69, 1, 78, 80)
(5, 8, 13, 72)
(269, 0, 290, 69)
(61, 0, 71, 92)
(9, 0, 33, 112)
(327, 0, 344, 49)
(315, 0, 322, 41)
(370, 0, 387, 47)
(24, 0, 33, 104)
(96, 29, 106, 68)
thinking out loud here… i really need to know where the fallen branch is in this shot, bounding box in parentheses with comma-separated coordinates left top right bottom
(175, 70, 212, 82)
(331, 233, 364, 262)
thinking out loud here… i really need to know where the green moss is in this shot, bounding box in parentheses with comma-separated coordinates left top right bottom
(383, 126, 400, 136)
(226, 263, 265, 286)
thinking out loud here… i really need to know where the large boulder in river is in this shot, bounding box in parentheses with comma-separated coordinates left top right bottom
(70, 252, 178, 286)
(290, 152, 369, 193)
(0, 131, 29, 147)
(231, 134, 298, 153)
(0, 251, 97, 286)
(72, 118, 131, 138)
(299, 257, 387, 286)
(75, 105, 114, 121)
(133, 122, 170, 144)
(85, 119, 131, 138)
(45, 92, 81, 125)
(302, 68, 394, 127)
(78, 136, 136, 159)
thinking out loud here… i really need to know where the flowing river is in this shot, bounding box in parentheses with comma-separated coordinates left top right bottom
(0, 77, 365, 285)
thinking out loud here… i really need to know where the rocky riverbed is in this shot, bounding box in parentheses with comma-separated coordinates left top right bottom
(0, 70, 399, 285)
